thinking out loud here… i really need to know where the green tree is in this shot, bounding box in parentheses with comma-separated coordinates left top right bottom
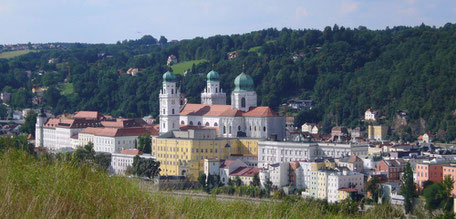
(400, 162, 417, 214)
(198, 173, 207, 190)
(131, 155, 161, 179)
(441, 175, 454, 212)
(252, 173, 260, 187)
(137, 133, 151, 153)
(423, 183, 446, 211)
(234, 176, 242, 186)
(19, 111, 37, 136)
(72, 142, 96, 164)
(365, 177, 380, 202)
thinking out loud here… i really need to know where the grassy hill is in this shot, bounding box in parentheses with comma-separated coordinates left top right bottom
(0, 148, 404, 218)
(171, 59, 208, 75)
(0, 50, 37, 59)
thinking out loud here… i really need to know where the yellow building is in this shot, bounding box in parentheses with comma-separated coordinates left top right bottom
(152, 128, 259, 180)
(368, 125, 388, 141)
(310, 158, 336, 171)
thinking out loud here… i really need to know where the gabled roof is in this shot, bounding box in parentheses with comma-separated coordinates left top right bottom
(80, 127, 149, 137)
(180, 104, 242, 117)
(220, 160, 237, 168)
(120, 149, 143, 155)
(230, 167, 259, 177)
(73, 111, 105, 120)
(242, 106, 279, 117)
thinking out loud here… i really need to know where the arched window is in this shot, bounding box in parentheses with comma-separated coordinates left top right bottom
(229, 126, 232, 134)
(172, 109, 175, 114)
(198, 122, 201, 126)
(163, 109, 165, 115)
(214, 122, 218, 126)
(171, 89, 174, 94)
(205, 122, 209, 126)
(190, 121, 193, 125)
(241, 97, 246, 108)
(254, 126, 257, 131)
(181, 121, 185, 125)
(263, 126, 266, 132)
(238, 126, 241, 131)
(223, 126, 226, 134)
(249, 126, 252, 131)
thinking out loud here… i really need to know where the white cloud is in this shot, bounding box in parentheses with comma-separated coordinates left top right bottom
(340, 0, 359, 15)
(295, 7, 309, 19)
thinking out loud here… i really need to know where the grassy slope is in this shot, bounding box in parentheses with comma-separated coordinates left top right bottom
(58, 83, 74, 95)
(0, 50, 37, 59)
(171, 59, 208, 75)
(0, 149, 403, 218)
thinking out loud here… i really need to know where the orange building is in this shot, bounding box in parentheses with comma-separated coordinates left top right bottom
(416, 162, 450, 191)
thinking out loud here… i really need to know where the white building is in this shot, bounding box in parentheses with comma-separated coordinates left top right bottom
(258, 141, 369, 168)
(327, 171, 364, 203)
(35, 110, 154, 153)
(111, 149, 155, 175)
(259, 162, 289, 188)
(204, 159, 254, 185)
(159, 70, 285, 140)
(301, 123, 319, 134)
(364, 108, 378, 121)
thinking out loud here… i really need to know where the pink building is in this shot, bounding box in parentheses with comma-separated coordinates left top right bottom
(416, 162, 450, 192)
(442, 165, 456, 196)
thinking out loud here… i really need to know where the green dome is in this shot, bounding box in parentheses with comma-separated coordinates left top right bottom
(162, 71, 177, 83)
(207, 70, 220, 82)
(234, 72, 254, 91)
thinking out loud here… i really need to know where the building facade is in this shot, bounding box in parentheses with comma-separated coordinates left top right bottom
(159, 70, 286, 140)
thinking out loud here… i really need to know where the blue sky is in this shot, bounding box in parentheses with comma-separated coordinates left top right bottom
(0, 0, 455, 44)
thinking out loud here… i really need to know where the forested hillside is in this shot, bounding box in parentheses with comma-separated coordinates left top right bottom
(2, 23, 456, 140)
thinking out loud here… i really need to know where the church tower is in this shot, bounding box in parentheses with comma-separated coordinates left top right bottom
(231, 71, 257, 112)
(201, 70, 226, 105)
(35, 108, 46, 147)
(159, 71, 180, 134)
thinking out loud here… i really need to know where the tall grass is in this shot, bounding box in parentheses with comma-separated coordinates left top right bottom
(0, 149, 403, 218)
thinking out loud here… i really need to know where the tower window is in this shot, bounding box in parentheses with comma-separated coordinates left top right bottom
(214, 122, 218, 126)
(264, 126, 266, 132)
(238, 126, 241, 131)
(241, 97, 246, 108)
(163, 109, 165, 115)
(205, 122, 209, 126)
(181, 121, 185, 125)
(216, 88, 218, 93)
(229, 126, 232, 134)
(223, 126, 226, 134)
(190, 121, 193, 125)
(198, 122, 201, 126)
(172, 109, 175, 114)
(171, 89, 174, 94)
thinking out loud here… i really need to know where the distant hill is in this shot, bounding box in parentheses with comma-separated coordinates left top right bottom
(2, 23, 456, 141)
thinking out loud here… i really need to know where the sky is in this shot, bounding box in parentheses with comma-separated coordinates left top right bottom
(0, 0, 455, 44)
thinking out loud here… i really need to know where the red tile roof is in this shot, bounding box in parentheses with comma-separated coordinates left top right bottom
(230, 167, 259, 177)
(242, 106, 279, 117)
(180, 104, 280, 117)
(286, 117, 294, 121)
(338, 188, 357, 192)
(73, 111, 105, 120)
(220, 160, 237, 168)
(80, 127, 149, 137)
(180, 104, 242, 117)
(120, 149, 143, 155)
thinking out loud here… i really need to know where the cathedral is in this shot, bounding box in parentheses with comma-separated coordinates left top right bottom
(159, 70, 285, 140)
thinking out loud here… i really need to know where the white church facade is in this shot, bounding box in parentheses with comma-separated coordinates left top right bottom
(159, 70, 285, 140)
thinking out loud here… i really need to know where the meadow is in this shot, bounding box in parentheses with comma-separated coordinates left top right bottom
(0, 50, 37, 59)
(171, 59, 208, 75)
(0, 149, 404, 218)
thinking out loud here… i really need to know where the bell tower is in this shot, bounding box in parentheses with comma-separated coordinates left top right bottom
(159, 71, 180, 134)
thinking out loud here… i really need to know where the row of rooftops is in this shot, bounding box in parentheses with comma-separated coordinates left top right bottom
(42, 111, 160, 137)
